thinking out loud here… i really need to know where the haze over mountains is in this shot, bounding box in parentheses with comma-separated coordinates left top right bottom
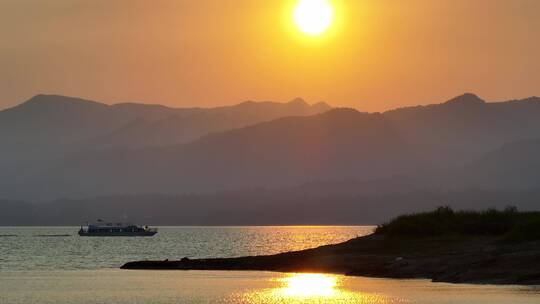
(0, 94, 330, 168)
(2, 93, 540, 225)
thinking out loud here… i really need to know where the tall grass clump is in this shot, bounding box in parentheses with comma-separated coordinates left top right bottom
(375, 206, 540, 241)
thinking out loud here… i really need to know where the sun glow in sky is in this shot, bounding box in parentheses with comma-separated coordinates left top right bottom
(1, 0, 540, 111)
(293, 0, 334, 36)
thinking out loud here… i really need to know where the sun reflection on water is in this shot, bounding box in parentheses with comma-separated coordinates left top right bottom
(234, 273, 394, 303)
(280, 273, 338, 297)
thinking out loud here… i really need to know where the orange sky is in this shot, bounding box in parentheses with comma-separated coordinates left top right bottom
(1, 0, 539, 112)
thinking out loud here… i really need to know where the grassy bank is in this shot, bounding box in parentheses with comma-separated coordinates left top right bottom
(122, 207, 540, 285)
(375, 206, 540, 241)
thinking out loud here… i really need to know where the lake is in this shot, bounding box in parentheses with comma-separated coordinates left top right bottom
(0, 226, 373, 270)
(1, 226, 539, 303)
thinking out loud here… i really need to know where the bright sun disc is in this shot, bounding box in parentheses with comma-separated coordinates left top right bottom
(293, 0, 334, 36)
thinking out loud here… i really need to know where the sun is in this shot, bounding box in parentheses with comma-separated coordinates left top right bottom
(293, 0, 334, 36)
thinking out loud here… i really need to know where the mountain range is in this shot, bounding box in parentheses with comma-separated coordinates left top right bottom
(0, 94, 330, 168)
(1, 93, 540, 224)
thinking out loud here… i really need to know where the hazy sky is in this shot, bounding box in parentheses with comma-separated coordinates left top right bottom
(1, 0, 539, 112)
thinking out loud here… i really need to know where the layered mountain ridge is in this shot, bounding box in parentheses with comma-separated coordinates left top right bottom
(1, 93, 540, 224)
(0, 94, 330, 168)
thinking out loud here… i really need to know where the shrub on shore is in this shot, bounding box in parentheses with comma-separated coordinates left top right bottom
(375, 206, 540, 241)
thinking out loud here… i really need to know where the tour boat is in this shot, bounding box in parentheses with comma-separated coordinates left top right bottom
(78, 221, 157, 237)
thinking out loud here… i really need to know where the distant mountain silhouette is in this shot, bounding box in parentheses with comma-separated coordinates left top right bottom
(2, 93, 540, 224)
(438, 138, 540, 190)
(0, 94, 330, 169)
(2, 187, 539, 225)
(89, 98, 331, 148)
(0, 108, 419, 200)
(443, 92, 486, 106)
(384, 93, 540, 167)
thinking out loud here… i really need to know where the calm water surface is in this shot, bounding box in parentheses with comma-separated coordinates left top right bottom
(1, 270, 539, 304)
(1, 226, 539, 303)
(0, 226, 372, 270)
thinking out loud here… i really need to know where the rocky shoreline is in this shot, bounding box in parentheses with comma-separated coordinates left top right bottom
(121, 233, 540, 285)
